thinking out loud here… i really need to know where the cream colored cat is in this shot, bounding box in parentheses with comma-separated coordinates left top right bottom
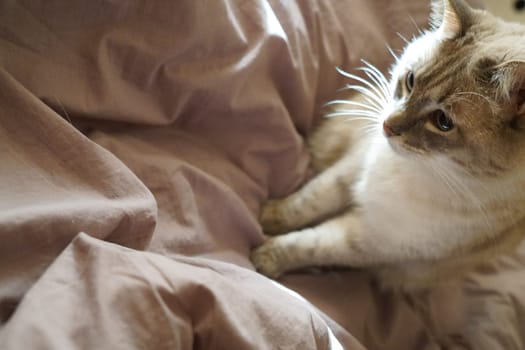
(251, 0, 525, 290)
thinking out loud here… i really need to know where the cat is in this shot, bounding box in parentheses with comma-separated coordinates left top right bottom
(251, 0, 525, 290)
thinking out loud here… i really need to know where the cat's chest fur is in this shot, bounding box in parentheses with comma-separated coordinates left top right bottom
(353, 138, 525, 262)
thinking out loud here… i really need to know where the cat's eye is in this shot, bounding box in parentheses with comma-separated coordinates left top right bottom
(405, 71, 415, 92)
(430, 110, 454, 132)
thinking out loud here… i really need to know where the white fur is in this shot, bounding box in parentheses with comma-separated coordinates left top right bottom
(389, 30, 441, 94)
(354, 134, 525, 263)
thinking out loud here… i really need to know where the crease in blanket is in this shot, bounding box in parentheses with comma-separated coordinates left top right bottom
(0, 234, 339, 349)
(0, 68, 158, 323)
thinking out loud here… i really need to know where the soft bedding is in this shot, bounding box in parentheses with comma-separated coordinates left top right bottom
(0, 1, 524, 349)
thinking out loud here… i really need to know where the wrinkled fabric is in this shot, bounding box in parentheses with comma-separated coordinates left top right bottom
(1, 234, 337, 350)
(1, 0, 523, 349)
(0, 68, 157, 314)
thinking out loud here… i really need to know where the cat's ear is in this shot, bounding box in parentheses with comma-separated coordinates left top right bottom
(494, 61, 525, 129)
(431, 0, 474, 40)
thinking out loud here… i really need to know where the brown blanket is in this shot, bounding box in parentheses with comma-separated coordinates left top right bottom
(1, 1, 523, 349)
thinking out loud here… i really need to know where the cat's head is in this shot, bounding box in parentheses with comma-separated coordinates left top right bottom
(383, 0, 525, 177)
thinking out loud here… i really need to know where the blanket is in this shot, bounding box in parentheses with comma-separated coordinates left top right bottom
(1, 0, 524, 349)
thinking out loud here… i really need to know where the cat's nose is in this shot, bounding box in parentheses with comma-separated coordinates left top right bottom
(383, 121, 398, 137)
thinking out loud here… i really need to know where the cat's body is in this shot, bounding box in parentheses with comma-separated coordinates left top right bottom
(251, 0, 525, 290)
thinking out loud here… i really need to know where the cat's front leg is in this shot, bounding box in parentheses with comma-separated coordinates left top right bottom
(260, 157, 356, 235)
(252, 211, 373, 278)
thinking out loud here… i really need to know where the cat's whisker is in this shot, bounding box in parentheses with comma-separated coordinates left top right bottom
(355, 122, 380, 129)
(358, 68, 391, 104)
(452, 96, 495, 117)
(454, 92, 495, 110)
(449, 96, 477, 110)
(408, 15, 425, 37)
(438, 171, 486, 228)
(344, 117, 377, 126)
(446, 167, 495, 229)
(342, 121, 380, 131)
(359, 125, 381, 135)
(357, 64, 388, 88)
(347, 118, 379, 125)
(337, 67, 388, 106)
(324, 99, 382, 114)
(351, 91, 384, 112)
(435, 163, 493, 230)
(427, 158, 470, 200)
(346, 123, 381, 138)
(427, 161, 465, 203)
(424, 156, 494, 233)
(386, 44, 401, 64)
(360, 60, 392, 97)
(345, 76, 388, 106)
(343, 84, 385, 110)
(396, 32, 410, 44)
(340, 116, 379, 127)
(441, 168, 475, 201)
(357, 67, 384, 91)
(326, 109, 380, 122)
(336, 83, 384, 111)
(336, 84, 376, 104)
(325, 112, 379, 121)
(335, 108, 380, 118)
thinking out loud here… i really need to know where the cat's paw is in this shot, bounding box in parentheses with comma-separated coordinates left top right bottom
(259, 199, 291, 235)
(251, 239, 285, 279)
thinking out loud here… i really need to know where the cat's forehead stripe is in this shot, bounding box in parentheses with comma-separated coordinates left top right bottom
(419, 44, 469, 91)
(415, 43, 478, 103)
